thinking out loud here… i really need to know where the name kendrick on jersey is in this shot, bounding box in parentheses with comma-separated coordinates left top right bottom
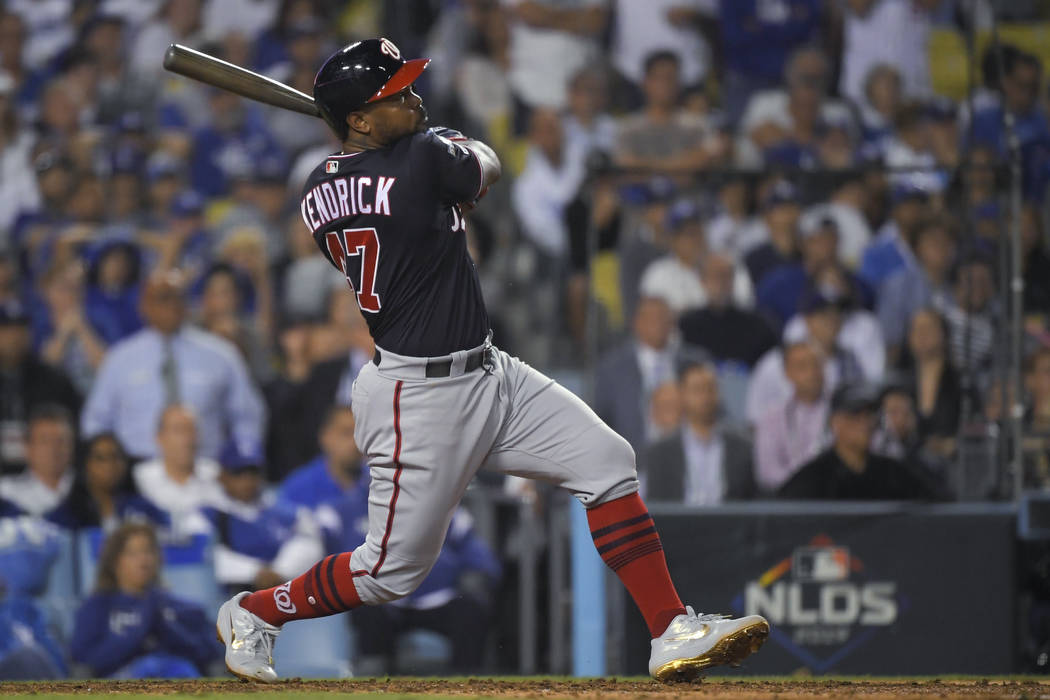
(301, 173, 396, 232)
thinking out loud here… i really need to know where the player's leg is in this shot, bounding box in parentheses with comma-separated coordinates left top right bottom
(481, 349, 768, 680)
(220, 361, 503, 680)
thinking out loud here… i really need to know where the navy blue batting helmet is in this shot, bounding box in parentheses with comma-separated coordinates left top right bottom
(313, 38, 430, 140)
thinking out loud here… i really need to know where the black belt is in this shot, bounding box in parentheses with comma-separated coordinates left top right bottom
(372, 346, 490, 377)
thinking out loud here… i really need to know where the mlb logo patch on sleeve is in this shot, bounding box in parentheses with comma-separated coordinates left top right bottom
(326, 160, 339, 174)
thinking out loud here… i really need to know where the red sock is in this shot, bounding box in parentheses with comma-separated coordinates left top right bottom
(240, 553, 363, 626)
(587, 493, 686, 637)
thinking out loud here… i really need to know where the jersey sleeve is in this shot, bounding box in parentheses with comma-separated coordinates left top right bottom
(412, 129, 485, 204)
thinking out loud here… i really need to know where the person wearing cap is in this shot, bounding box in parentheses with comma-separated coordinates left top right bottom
(202, 443, 323, 594)
(778, 383, 937, 500)
(858, 179, 929, 289)
(638, 199, 754, 315)
(739, 179, 802, 286)
(617, 176, 677, 320)
(757, 213, 873, 329)
(800, 177, 872, 271)
(151, 191, 214, 281)
(278, 405, 367, 511)
(0, 299, 80, 475)
(82, 271, 266, 462)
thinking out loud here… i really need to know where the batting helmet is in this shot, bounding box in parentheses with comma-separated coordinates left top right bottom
(313, 38, 430, 140)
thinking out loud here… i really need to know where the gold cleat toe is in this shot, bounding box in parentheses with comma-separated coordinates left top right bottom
(652, 619, 770, 683)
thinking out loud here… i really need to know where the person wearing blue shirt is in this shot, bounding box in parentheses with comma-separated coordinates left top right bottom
(83, 240, 143, 346)
(81, 270, 266, 461)
(720, 0, 822, 122)
(0, 515, 68, 679)
(858, 181, 929, 290)
(279, 406, 365, 510)
(203, 443, 323, 594)
(317, 481, 501, 674)
(71, 522, 220, 678)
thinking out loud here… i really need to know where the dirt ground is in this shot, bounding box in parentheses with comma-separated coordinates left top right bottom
(1, 678, 1048, 699)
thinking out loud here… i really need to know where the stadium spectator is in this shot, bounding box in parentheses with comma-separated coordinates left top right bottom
(130, 0, 205, 81)
(615, 50, 725, 174)
(617, 176, 677, 319)
(753, 341, 828, 494)
(870, 382, 948, 480)
(279, 213, 343, 321)
(643, 360, 755, 504)
(563, 66, 617, 158)
(0, 403, 76, 525)
(704, 174, 750, 256)
(798, 176, 872, 270)
(0, 70, 39, 245)
(320, 496, 501, 675)
(202, 443, 322, 594)
(513, 106, 587, 259)
(778, 383, 937, 500)
(150, 191, 215, 284)
(898, 308, 967, 453)
(132, 404, 222, 528)
(740, 180, 802, 284)
(942, 256, 999, 382)
(0, 299, 80, 474)
(719, 0, 822, 123)
(678, 252, 778, 368)
(594, 297, 703, 451)
(0, 515, 67, 679)
(747, 292, 870, 423)
(877, 216, 956, 361)
(638, 200, 753, 315)
(195, 262, 273, 384)
(36, 259, 108, 394)
(502, 0, 607, 114)
(83, 240, 143, 345)
(647, 380, 682, 444)
(856, 63, 903, 154)
(81, 14, 154, 126)
(279, 405, 366, 511)
(858, 180, 930, 289)
(70, 522, 219, 678)
(1024, 347, 1050, 489)
(611, 0, 712, 97)
(68, 432, 166, 531)
(81, 270, 265, 461)
(737, 47, 854, 169)
(756, 214, 873, 329)
(838, 0, 935, 105)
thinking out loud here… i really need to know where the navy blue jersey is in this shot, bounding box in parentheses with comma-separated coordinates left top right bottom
(302, 129, 490, 357)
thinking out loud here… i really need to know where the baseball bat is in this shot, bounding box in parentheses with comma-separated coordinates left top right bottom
(163, 43, 321, 118)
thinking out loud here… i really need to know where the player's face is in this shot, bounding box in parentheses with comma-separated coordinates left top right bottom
(363, 86, 427, 144)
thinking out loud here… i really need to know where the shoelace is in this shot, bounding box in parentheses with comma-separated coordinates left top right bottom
(696, 613, 730, 623)
(242, 622, 278, 664)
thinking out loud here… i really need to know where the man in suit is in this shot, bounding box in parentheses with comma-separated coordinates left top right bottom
(594, 297, 708, 453)
(643, 361, 755, 504)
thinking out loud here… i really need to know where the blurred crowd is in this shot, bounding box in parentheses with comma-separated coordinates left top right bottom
(3, 0, 1050, 679)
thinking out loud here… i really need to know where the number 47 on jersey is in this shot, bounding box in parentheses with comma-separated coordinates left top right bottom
(325, 228, 382, 312)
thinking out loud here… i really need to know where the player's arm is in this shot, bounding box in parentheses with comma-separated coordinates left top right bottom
(424, 127, 501, 206)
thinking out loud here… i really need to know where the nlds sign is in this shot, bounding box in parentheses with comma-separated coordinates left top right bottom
(731, 535, 904, 670)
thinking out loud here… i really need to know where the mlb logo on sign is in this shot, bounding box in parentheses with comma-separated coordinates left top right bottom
(326, 160, 339, 174)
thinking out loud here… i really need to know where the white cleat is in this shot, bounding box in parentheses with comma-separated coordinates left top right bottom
(216, 592, 281, 682)
(649, 606, 769, 683)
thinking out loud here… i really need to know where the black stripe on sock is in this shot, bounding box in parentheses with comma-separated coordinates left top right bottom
(597, 525, 658, 555)
(590, 513, 651, 540)
(608, 539, 664, 571)
(326, 554, 348, 610)
(312, 557, 336, 613)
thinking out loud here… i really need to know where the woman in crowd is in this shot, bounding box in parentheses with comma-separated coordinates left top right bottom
(70, 523, 218, 678)
(68, 433, 166, 531)
(898, 307, 968, 459)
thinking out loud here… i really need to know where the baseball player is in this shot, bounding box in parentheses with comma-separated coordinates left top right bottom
(216, 38, 768, 682)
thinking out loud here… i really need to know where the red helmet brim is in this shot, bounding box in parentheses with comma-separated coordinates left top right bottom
(367, 58, 430, 103)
